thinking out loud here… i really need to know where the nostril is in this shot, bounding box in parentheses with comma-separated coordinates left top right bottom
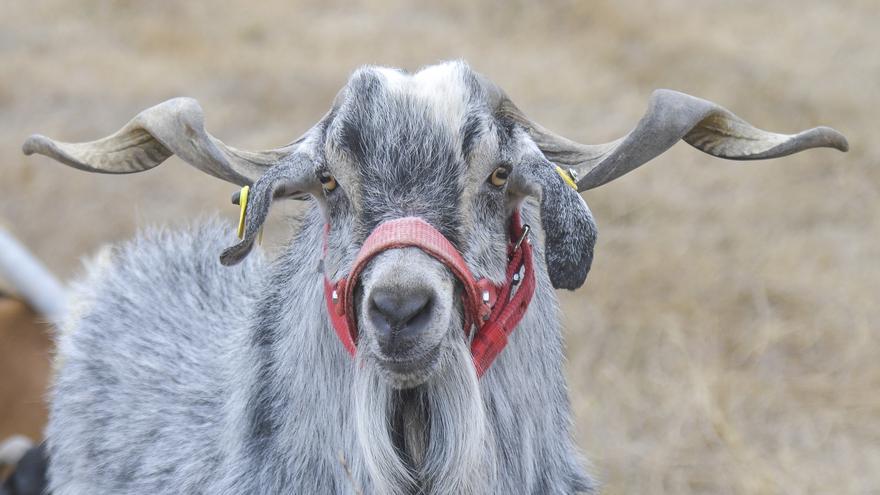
(368, 287, 435, 356)
(370, 288, 432, 354)
(370, 289, 432, 329)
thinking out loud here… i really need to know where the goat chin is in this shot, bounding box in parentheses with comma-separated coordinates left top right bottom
(352, 336, 495, 495)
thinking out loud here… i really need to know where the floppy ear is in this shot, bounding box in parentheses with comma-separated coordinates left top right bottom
(512, 159, 597, 290)
(219, 154, 321, 266)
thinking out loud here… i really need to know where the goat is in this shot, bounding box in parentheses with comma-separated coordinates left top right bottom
(22, 61, 847, 494)
(0, 298, 51, 452)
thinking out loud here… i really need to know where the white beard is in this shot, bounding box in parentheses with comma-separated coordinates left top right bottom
(351, 337, 495, 494)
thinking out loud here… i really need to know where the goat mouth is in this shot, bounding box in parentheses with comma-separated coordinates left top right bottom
(375, 345, 443, 387)
(377, 344, 442, 373)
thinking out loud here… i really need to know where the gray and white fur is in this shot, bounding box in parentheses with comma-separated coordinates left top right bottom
(23, 61, 847, 494)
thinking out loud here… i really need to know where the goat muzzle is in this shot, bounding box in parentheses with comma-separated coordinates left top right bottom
(323, 214, 536, 377)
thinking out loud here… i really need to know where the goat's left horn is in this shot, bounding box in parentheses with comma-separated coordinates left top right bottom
(498, 89, 848, 192)
(23, 97, 297, 186)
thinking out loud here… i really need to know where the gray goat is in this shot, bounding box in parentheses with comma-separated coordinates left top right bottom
(22, 61, 846, 494)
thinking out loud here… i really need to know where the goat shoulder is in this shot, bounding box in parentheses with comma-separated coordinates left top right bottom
(47, 218, 263, 494)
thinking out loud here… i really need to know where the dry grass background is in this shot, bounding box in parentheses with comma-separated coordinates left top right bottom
(1, 1, 878, 493)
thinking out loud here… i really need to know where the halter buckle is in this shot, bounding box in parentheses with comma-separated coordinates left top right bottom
(512, 224, 531, 254)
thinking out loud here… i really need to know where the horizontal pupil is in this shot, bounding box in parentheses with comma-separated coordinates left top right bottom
(319, 174, 333, 183)
(494, 168, 508, 178)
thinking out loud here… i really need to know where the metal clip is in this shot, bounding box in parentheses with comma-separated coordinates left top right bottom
(331, 289, 339, 305)
(512, 224, 531, 253)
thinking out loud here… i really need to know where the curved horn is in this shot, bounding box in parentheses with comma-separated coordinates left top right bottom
(22, 97, 296, 186)
(499, 89, 849, 191)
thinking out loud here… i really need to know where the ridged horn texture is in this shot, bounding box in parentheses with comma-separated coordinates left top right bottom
(22, 97, 298, 186)
(497, 89, 849, 191)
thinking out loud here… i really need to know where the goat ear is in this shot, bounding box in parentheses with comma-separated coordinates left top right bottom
(219, 155, 319, 266)
(513, 160, 597, 290)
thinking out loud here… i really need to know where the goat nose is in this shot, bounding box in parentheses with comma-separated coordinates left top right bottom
(368, 287, 433, 355)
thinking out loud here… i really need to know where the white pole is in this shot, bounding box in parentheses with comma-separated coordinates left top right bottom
(0, 228, 66, 321)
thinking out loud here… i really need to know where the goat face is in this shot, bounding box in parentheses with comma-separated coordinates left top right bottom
(317, 63, 596, 388)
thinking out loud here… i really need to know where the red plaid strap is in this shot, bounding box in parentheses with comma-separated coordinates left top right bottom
(471, 216, 536, 376)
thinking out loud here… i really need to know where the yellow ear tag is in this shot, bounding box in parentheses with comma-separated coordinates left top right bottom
(236, 185, 249, 239)
(235, 185, 264, 245)
(555, 165, 578, 191)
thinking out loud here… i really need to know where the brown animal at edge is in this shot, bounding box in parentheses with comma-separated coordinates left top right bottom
(0, 297, 51, 480)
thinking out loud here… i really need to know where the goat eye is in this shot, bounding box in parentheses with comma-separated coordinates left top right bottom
(319, 171, 338, 192)
(489, 166, 509, 187)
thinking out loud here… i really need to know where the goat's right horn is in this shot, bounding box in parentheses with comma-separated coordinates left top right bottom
(23, 97, 297, 186)
(499, 90, 848, 192)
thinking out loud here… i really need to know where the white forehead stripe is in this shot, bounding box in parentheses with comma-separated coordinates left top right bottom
(374, 63, 470, 133)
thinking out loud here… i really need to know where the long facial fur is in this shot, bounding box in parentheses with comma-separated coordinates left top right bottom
(352, 326, 495, 495)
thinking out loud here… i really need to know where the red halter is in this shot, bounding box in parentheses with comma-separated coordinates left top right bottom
(323, 212, 536, 377)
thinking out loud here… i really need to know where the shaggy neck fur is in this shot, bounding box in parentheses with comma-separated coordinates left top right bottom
(217, 204, 593, 494)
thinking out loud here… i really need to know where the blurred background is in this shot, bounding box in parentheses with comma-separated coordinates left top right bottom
(1, 0, 877, 493)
